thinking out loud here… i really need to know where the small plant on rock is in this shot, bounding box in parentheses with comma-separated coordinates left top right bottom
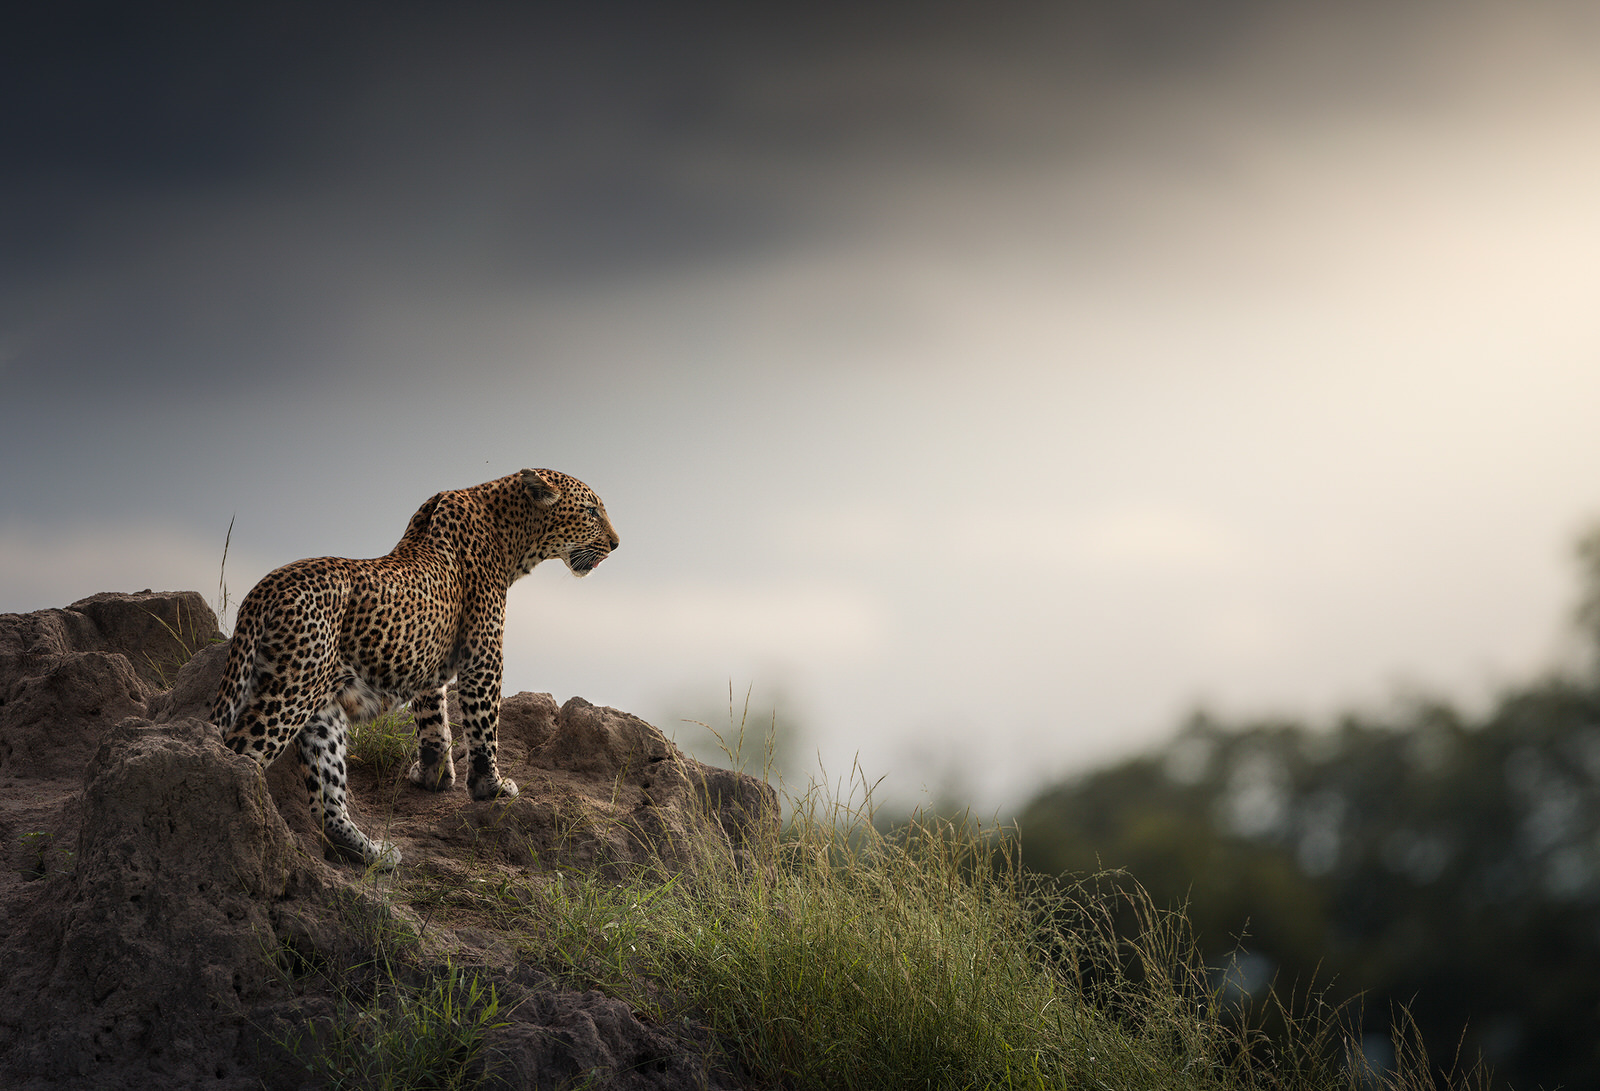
(291, 961, 505, 1091)
(142, 597, 222, 688)
(17, 830, 72, 881)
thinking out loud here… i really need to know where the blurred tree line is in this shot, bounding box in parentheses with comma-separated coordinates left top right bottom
(1018, 530, 1600, 1089)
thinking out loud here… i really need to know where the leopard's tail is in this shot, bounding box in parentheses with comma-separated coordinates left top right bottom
(209, 621, 259, 731)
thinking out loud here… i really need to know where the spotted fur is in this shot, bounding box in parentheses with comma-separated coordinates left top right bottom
(211, 468, 619, 868)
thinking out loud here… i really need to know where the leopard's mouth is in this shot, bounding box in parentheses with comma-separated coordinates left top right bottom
(568, 546, 610, 576)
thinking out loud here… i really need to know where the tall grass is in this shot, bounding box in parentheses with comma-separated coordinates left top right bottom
(290, 691, 1484, 1090)
(213, 513, 235, 636)
(141, 596, 223, 687)
(505, 771, 1469, 1091)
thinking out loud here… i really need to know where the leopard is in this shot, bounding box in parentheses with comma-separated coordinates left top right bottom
(211, 468, 619, 869)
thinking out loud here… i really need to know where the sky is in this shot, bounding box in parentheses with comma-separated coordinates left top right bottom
(5, 1, 1600, 809)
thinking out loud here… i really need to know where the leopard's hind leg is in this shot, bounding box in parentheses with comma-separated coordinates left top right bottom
(221, 648, 314, 769)
(299, 700, 401, 870)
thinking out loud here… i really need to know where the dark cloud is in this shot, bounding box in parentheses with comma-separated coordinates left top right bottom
(0, 0, 1320, 258)
(0, 3, 798, 396)
(5, 3, 315, 185)
(5, 0, 1595, 401)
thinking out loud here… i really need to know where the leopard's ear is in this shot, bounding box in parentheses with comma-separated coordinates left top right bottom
(518, 468, 562, 507)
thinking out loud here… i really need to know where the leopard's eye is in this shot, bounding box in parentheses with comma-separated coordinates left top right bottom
(584, 504, 599, 518)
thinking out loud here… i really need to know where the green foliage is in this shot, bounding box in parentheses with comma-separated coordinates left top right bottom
(262, 763, 1478, 1091)
(17, 830, 72, 881)
(298, 961, 506, 1091)
(270, 888, 505, 1090)
(350, 709, 419, 781)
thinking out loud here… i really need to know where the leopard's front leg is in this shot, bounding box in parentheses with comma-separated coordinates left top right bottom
(406, 686, 456, 791)
(457, 659, 518, 801)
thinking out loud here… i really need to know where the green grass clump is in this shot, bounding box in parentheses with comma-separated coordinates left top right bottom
(652, 815, 1087, 1087)
(297, 961, 505, 1091)
(350, 709, 419, 781)
(272, 890, 507, 1091)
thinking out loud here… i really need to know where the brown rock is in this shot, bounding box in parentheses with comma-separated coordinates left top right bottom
(435, 695, 778, 879)
(148, 640, 231, 724)
(0, 718, 309, 1087)
(0, 591, 222, 781)
(0, 649, 149, 781)
(482, 968, 743, 1090)
(65, 591, 222, 689)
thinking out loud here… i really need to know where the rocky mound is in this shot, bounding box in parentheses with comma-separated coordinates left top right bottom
(0, 592, 777, 1090)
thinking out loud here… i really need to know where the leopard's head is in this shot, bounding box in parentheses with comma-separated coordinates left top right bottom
(518, 467, 620, 577)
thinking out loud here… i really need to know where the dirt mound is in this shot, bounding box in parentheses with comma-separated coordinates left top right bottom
(0, 593, 777, 1090)
(0, 590, 214, 782)
(1, 717, 306, 1087)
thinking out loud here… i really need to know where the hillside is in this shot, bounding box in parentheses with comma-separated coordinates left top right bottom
(0, 591, 1476, 1091)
